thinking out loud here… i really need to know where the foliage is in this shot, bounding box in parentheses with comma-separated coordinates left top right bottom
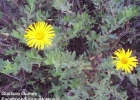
(0, 0, 140, 100)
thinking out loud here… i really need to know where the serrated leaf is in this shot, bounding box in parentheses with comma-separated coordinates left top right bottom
(44, 59, 53, 65)
(53, 0, 71, 12)
(2, 60, 19, 75)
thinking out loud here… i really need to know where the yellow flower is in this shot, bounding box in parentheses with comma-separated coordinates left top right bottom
(24, 21, 55, 50)
(112, 48, 138, 73)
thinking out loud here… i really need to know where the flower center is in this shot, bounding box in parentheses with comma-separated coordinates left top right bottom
(121, 57, 128, 64)
(36, 32, 44, 40)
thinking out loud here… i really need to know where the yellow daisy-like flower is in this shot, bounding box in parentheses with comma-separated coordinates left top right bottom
(112, 48, 138, 73)
(24, 21, 55, 50)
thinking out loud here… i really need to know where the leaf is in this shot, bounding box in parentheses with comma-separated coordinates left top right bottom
(0, 12, 2, 18)
(27, 0, 36, 10)
(25, 49, 43, 62)
(13, 53, 39, 73)
(44, 59, 53, 65)
(11, 30, 20, 39)
(53, 0, 71, 12)
(2, 60, 19, 75)
(129, 74, 138, 86)
(73, 22, 82, 34)
(0, 28, 7, 33)
(70, 79, 81, 88)
(98, 56, 114, 70)
(0, 59, 5, 71)
(52, 69, 63, 77)
(107, 35, 118, 39)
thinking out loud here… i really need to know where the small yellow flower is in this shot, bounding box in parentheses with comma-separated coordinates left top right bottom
(112, 48, 138, 73)
(24, 21, 55, 50)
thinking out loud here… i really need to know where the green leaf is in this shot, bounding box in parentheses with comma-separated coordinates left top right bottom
(129, 74, 138, 86)
(27, 0, 36, 10)
(2, 60, 19, 75)
(13, 53, 39, 73)
(52, 69, 63, 77)
(25, 49, 43, 62)
(0, 59, 5, 71)
(11, 30, 21, 40)
(49, 83, 60, 93)
(0, 28, 7, 33)
(107, 35, 118, 39)
(53, 0, 71, 12)
(73, 21, 83, 34)
(44, 59, 53, 65)
(70, 79, 81, 88)
(98, 56, 114, 70)
(0, 12, 2, 18)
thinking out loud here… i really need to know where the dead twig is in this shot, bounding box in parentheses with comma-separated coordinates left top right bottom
(0, 81, 15, 92)
(0, 72, 24, 82)
(76, 0, 82, 14)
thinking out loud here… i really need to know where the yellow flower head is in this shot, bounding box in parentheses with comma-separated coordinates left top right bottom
(24, 21, 55, 50)
(112, 48, 138, 73)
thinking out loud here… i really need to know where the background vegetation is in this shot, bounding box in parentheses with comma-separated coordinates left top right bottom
(0, 0, 140, 99)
